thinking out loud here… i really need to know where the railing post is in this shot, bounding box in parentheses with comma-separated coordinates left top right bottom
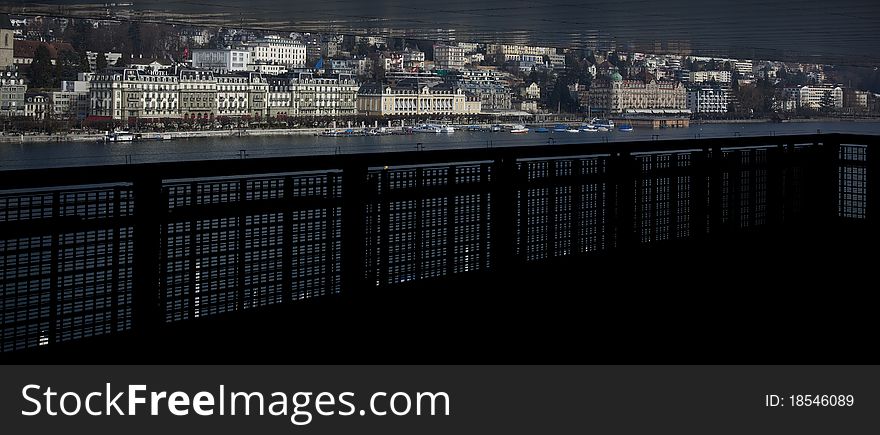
(341, 162, 368, 294)
(608, 150, 637, 251)
(690, 147, 709, 241)
(490, 155, 517, 272)
(766, 144, 786, 229)
(869, 141, 880, 227)
(708, 145, 724, 237)
(811, 138, 839, 228)
(131, 174, 163, 340)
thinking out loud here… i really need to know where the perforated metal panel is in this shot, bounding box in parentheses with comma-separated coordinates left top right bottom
(161, 172, 341, 323)
(838, 144, 868, 219)
(0, 186, 133, 352)
(516, 156, 611, 261)
(365, 163, 492, 286)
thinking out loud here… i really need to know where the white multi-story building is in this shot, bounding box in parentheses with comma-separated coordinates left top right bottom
(136, 69, 179, 120)
(486, 44, 555, 58)
(51, 79, 90, 120)
(88, 68, 179, 120)
(688, 70, 731, 84)
(241, 35, 306, 68)
(24, 92, 49, 120)
(734, 60, 753, 76)
(357, 82, 481, 116)
(686, 86, 730, 113)
(525, 82, 541, 100)
(248, 63, 288, 76)
(191, 48, 250, 73)
(783, 85, 844, 110)
(289, 73, 358, 117)
(216, 74, 251, 118)
(433, 44, 466, 71)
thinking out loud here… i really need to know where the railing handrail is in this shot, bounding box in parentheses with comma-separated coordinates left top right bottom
(2, 133, 873, 190)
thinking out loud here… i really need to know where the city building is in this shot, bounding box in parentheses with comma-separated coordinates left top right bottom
(88, 67, 180, 121)
(0, 70, 26, 117)
(0, 15, 13, 69)
(433, 44, 466, 71)
(402, 48, 425, 71)
(357, 81, 481, 116)
(688, 70, 732, 84)
(248, 63, 288, 76)
(844, 89, 869, 109)
(515, 99, 539, 114)
(454, 68, 512, 111)
(547, 53, 566, 70)
(782, 85, 844, 110)
(13, 40, 75, 66)
(51, 78, 90, 120)
(320, 39, 338, 59)
(289, 73, 358, 117)
(191, 48, 251, 73)
(686, 85, 730, 114)
(178, 69, 217, 122)
(588, 71, 687, 114)
(126, 58, 173, 72)
(247, 72, 269, 118)
(525, 82, 541, 100)
(24, 91, 49, 120)
(86, 51, 123, 72)
(456, 81, 511, 111)
(179, 27, 212, 46)
(486, 44, 555, 61)
(216, 74, 251, 118)
(241, 35, 306, 68)
(87, 69, 123, 119)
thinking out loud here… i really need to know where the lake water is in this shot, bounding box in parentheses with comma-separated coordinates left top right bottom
(2, 121, 880, 170)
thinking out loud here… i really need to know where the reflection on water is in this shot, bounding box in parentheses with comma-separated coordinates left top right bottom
(1, 121, 880, 170)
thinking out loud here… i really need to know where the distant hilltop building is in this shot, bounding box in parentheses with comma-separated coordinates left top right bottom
(781, 84, 844, 111)
(240, 35, 307, 68)
(688, 70, 731, 84)
(191, 48, 251, 73)
(433, 44, 466, 71)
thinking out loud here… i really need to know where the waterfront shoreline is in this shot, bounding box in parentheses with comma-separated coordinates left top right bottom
(0, 128, 326, 144)
(3, 118, 880, 144)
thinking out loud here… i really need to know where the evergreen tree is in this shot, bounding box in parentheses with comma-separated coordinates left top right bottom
(819, 90, 835, 114)
(95, 52, 108, 72)
(28, 45, 55, 88)
(79, 51, 91, 73)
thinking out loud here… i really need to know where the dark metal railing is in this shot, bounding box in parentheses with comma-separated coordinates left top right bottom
(0, 133, 876, 354)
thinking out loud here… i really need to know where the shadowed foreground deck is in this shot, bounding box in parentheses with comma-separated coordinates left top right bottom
(1, 134, 876, 363)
